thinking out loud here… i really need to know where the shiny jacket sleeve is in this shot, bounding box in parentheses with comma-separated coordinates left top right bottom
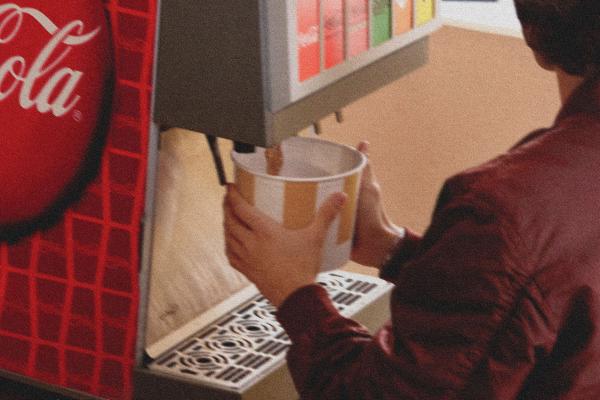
(276, 181, 554, 400)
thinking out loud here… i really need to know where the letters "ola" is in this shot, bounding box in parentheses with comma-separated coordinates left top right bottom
(0, 4, 101, 118)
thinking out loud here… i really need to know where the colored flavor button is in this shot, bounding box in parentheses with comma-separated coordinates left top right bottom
(416, 0, 434, 26)
(394, 0, 413, 35)
(323, 0, 344, 69)
(371, 0, 391, 47)
(297, 0, 321, 81)
(347, 0, 369, 57)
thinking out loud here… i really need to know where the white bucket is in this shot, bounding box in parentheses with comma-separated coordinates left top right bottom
(231, 136, 367, 271)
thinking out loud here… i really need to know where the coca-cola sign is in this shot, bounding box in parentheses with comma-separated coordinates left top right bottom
(0, 3, 102, 116)
(0, 0, 113, 242)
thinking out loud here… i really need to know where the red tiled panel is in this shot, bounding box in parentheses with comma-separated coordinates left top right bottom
(74, 251, 100, 284)
(7, 240, 31, 270)
(37, 248, 67, 279)
(0, 337, 30, 374)
(34, 345, 60, 384)
(118, 0, 149, 12)
(108, 123, 142, 154)
(0, 1, 156, 398)
(114, 84, 142, 120)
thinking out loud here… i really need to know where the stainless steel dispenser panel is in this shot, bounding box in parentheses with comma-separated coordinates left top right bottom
(153, 0, 441, 147)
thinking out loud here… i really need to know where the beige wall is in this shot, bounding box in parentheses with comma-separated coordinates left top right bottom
(318, 26, 561, 233)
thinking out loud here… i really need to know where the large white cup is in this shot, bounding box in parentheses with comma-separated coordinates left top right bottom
(232, 136, 367, 271)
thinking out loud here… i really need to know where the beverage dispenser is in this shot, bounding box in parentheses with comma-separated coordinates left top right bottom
(136, 1, 440, 399)
(0, 0, 440, 399)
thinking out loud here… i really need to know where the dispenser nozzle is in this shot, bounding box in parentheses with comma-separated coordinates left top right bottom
(313, 121, 322, 135)
(234, 141, 256, 154)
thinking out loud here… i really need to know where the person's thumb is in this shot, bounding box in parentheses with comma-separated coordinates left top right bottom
(361, 161, 374, 185)
(312, 193, 347, 238)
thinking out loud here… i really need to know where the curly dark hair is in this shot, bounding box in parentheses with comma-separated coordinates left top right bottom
(514, 0, 600, 76)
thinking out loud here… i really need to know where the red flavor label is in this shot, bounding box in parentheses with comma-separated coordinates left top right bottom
(297, 0, 320, 81)
(323, 0, 344, 69)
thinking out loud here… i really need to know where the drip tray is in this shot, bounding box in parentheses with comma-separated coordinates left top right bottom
(136, 270, 393, 400)
(150, 295, 286, 390)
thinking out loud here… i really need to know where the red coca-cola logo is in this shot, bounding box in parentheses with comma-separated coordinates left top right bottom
(0, 1, 112, 242)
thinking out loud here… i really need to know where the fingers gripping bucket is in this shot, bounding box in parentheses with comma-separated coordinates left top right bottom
(232, 137, 367, 271)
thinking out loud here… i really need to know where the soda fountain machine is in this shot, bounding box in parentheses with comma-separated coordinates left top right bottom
(0, 0, 440, 399)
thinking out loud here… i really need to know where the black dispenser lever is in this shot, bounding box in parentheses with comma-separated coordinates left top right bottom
(205, 135, 227, 186)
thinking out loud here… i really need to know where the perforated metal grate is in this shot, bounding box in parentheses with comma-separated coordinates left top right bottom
(149, 270, 392, 391)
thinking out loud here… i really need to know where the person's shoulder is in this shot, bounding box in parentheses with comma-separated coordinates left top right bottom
(441, 121, 600, 268)
(448, 118, 600, 214)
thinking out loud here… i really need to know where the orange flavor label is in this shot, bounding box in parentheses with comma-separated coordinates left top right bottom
(394, 0, 413, 35)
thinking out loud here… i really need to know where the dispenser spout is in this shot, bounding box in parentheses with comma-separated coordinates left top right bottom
(313, 121, 323, 135)
(234, 141, 256, 154)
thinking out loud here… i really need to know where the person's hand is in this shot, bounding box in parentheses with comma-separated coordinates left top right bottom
(351, 141, 405, 268)
(223, 184, 347, 307)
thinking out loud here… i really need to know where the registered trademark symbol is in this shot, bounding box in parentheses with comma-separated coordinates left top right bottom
(73, 110, 83, 122)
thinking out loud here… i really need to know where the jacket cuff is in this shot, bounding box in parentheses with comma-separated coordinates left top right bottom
(276, 284, 339, 342)
(379, 228, 422, 282)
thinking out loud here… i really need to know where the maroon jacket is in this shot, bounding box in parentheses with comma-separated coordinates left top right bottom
(276, 72, 600, 400)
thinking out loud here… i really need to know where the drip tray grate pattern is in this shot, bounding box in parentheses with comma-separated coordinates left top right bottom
(149, 270, 392, 391)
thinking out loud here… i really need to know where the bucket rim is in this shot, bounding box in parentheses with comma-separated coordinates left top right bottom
(230, 136, 367, 183)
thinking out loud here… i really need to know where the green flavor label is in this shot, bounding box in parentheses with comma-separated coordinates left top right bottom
(371, 0, 391, 46)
